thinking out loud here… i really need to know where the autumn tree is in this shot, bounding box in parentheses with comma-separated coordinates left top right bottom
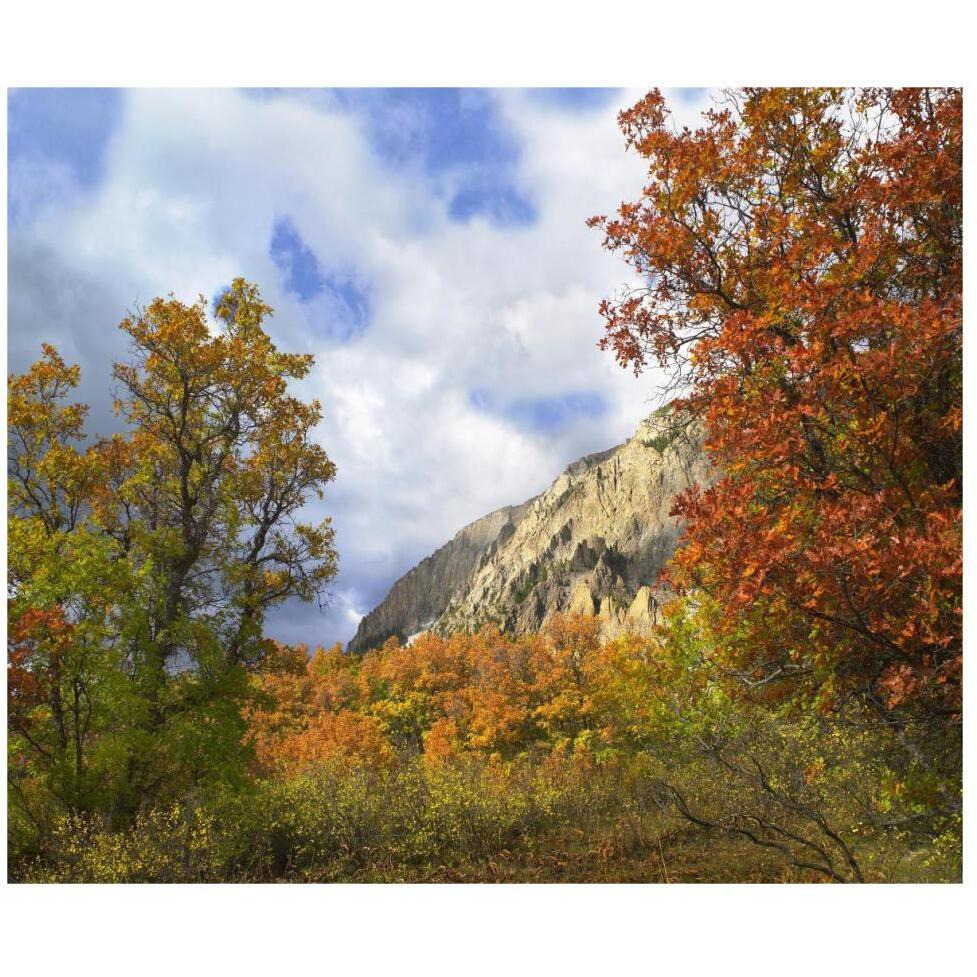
(8, 279, 338, 828)
(589, 88, 962, 721)
(8, 346, 130, 820)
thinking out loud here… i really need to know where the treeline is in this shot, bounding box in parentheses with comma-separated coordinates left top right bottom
(13, 610, 960, 882)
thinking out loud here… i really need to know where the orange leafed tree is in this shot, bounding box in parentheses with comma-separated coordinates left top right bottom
(247, 620, 623, 773)
(589, 88, 962, 717)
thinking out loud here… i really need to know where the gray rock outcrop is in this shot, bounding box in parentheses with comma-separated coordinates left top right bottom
(346, 500, 534, 653)
(347, 407, 712, 652)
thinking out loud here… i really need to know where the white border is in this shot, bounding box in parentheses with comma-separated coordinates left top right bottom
(2, 2, 974, 974)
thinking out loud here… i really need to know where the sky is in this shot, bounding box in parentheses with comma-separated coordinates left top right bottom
(7, 86, 714, 650)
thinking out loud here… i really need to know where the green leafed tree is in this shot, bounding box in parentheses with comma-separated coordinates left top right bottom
(8, 279, 338, 836)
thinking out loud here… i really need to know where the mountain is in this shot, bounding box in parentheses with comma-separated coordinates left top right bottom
(346, 407, 711, 653)
(346, 500, 534, 654)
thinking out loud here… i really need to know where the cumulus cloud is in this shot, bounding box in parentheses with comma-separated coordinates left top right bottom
(7, 86, 714, 649)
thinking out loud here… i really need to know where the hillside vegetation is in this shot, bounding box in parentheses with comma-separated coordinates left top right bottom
(13, 611, 960, 882)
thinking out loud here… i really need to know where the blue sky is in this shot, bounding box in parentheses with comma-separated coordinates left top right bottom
(269, 217, 371, 340)
(7, 86, 713, 648)
(8, 88, 122, 185)
(469, 387, 608, 434)
(334, 88, 539, 226)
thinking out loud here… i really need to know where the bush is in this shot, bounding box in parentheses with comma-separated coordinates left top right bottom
(11, 611, 961, 883)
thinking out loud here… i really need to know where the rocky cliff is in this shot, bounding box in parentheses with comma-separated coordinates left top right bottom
(347, 408, 711, 652)
(346, 500, 535, 653)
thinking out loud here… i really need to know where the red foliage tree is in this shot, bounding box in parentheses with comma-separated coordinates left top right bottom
(589, 88, 961, 717)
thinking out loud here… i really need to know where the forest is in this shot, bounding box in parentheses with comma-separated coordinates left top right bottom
(7, 87, 962, 883)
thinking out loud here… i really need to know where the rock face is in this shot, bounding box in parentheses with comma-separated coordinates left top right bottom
(347, 408, 712, 652)
(346, 500, 534, 653)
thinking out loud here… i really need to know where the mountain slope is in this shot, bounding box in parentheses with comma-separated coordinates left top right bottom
(346, 500, 535, 653)
(347, 408, 711, 652)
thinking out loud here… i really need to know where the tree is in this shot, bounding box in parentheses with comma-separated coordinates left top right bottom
(8, 345, 129, 821)
(8, 279, 338, 830)
(589, 88, 962, 720)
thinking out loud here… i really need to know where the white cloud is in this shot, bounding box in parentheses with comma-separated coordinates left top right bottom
(8, 87, 714, 647)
